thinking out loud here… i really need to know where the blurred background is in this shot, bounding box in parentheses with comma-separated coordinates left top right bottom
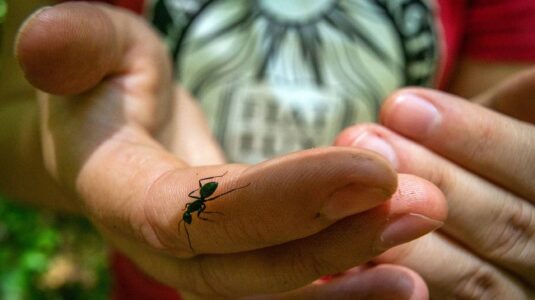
(0, 1, 111, 299)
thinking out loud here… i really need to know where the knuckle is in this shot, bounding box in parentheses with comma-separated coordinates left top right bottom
(142, 169, 189, 254)
(233, 214, 277, 247)
(482, 199, 535, 262)
(192, 257, 231, 297)
(464, 122, 494, 163)
(453, 265, 502, 300)
(425, 161, 455, 196)
(272, 246, 334, 289)
(522, 128, 535, 198)
(139, 204, 170, 249)
(304, 249, 343, 278)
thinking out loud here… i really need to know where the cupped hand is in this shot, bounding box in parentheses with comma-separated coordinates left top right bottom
(336, 83, 535, 299)
(16, 3, 446, 299)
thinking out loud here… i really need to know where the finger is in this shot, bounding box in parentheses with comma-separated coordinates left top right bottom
(144, 147, 398, 255)
(18, 2, 173, 138)
(336, 124, 535, 283)
(245, 265, 429, 300)
(17, 2, 180, 256)
(15, 2, 172, 102)
(42, 104, 399, 257)
(170, 86, 226, 166)
(16, 3, 204, 255)
(376, 233, 534, 300)
(16, 3, 118, 95)
(474, 67, 535, 124)
(379, 88, 535, 200)
(108, 174, 446, 297)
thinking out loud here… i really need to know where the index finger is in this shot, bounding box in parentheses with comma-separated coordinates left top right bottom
(16, 2, 171, 97)
(144, 147, 397, 255)
(380, 88, 535, 200)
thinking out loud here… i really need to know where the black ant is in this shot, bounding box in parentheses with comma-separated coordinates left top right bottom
(179, 172, 249, 252)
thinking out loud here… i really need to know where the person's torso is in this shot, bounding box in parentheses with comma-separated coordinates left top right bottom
(148, 0, 449, 163)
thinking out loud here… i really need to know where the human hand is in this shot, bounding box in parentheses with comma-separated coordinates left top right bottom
(16, 3, 446, 299)
(335, 85, 535, 299)
(474, 67, 535, 124)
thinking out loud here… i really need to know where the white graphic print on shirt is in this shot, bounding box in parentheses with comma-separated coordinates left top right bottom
(150, 0, 439, 163)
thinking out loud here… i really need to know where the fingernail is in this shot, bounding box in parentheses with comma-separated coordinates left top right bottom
(375, 213, 443, 252)
(322, 185, 392, 220)
(385, 94, 441, 140)
(351, 132, 398, 168)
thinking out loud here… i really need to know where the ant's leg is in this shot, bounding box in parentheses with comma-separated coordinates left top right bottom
(183, 202, 192, 211)
(178, 220, 194, 252)
(200, 203, 224, 216)
(197, 213, 215, 222)
(203, 211, 224, 216)
(197, 205, 217, 222)
(188, 189, 200, 200)
(198, 171, 229, 187)
(205, 183, 251, 202)
(184, 223, 193, 252)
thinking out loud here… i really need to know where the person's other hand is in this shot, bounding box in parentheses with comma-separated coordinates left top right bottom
(16, 3, 447, 299)
(474, 67, 535, 124)
(335, 83, 535, 299)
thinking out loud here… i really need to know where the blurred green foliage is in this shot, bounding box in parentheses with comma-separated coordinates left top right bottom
(0, 196, 111, 299)
(0, 0, 5, 23)
(0, 0, 5, 49)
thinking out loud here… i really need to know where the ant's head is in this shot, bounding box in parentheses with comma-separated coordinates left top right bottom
(183, 212, 192, 224)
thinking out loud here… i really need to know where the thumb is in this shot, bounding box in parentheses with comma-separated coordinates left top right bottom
(15, 2, 170, 96)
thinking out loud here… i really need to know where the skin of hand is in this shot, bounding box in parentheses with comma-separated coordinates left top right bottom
(473, 67, 535, 124)
(335, 75, 535, 299)
(10, 3, 448, 299)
